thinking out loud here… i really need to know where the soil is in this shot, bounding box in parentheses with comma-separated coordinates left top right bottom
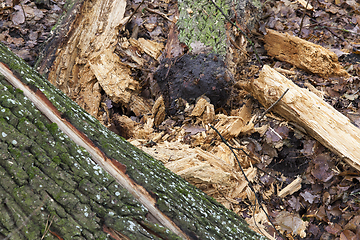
(154, 53, 232, 115)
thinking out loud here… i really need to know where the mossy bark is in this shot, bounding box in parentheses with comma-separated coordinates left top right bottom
(0, 43, 265, 239)
(177, 0, 262, 54)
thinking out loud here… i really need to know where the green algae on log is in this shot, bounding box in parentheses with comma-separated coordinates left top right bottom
(0, 43, 264, 239)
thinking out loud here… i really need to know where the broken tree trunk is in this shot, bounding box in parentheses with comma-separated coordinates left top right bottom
(35, 0, 153, 119)
(242, 65, 360, 172)
(0, 43, 264, 239)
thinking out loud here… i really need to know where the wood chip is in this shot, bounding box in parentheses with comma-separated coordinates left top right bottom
(152, 96, 166, 127)
(89, 48, 139, 104)
(264, 29, 349, 78)
(278, 176, 302, 198)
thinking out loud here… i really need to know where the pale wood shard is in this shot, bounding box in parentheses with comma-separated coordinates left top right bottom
(152, 95, 166, 127)
(264, 29, 349, 78)
(89, 48, 139, 105)
(129, 38, 165, 60)
(296, 0, 314, 10)
(243, 65, 360, 172)
(190, 97, 208, 117)
(227, 100, 253, 137)
(89, 49, 152, 116)
(129, 94, 152, 116)
(278, 176, 302, 198)
(190, 97, 215, 124)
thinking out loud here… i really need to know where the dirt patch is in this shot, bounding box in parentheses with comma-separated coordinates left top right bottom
(154, 53, 233, 114)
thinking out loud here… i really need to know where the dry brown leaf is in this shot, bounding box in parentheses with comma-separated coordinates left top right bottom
(11, 5, 25, 25)
(275, 211, 308, 238)
(340, 229, 357, 240)
(344, 215, 360, 231)
(300, 191, 319, 204)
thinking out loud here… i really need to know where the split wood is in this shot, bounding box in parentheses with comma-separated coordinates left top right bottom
(243, 65, 360, 172)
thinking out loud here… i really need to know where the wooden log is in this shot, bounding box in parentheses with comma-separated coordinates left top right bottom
(264, 29, 349, 78)
(0, 42, 264, 240)
(242, 65, 360, 172)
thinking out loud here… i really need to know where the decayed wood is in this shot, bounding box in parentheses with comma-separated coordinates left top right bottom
(37, 0, 152, 118)
(264, 29, 349, 78)
(243, 65, 360, 172)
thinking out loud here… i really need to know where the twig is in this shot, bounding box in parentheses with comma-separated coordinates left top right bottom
(254, 88, 289, 126)
(298, 0, 310, 37)
(207, 0, 263, 66)
(209, 124, 285, 239)
(121, 0, 145, 32)
(144, 7, 175, 23)
(41, 215, 55, 240)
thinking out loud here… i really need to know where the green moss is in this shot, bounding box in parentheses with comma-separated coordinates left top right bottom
(177, 0, 228, 54)
(0, 105, 19, 126)
(46, 122, 58, 134)
(0, 166, 17, 192)
(52, 156, 61, 164)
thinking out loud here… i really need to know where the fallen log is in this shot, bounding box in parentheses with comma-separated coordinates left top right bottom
(242, 65, 360, 172)
(0, 43, 264, 239)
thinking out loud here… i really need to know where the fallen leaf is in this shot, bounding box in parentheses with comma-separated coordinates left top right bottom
(300, 191, 319, 204)
(288, 196, 301, 211)
(340, 229, 357, 240)
(344, 216, 360, 231)
(325, 223, 342, 235)
(12, 5, 25, 25)
(275, 211, 308, 238)
(311, 154, 335, 182)
(183, 124, 206, 135)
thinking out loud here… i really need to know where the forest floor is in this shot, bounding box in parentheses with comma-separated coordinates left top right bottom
(1, 0, 360, 239)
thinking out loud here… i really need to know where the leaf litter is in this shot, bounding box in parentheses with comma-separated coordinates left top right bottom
(2, 0, 360, 239)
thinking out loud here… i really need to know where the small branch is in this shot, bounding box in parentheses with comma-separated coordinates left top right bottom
(144, 8, 175, 23)
(121, 0, 145, 32)
(41, 215, 55, 240)
(209, 124, 285, 240)
(298, 0, 311, 37)
(254, 88, 289, 126)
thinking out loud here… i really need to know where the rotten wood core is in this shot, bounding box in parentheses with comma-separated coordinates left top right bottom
(0, 62, 189, 240)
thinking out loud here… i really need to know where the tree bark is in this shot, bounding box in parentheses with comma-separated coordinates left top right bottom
(0, 43, 263, 239)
